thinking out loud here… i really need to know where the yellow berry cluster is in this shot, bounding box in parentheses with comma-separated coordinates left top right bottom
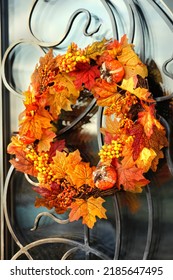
(99, 139, 123, 162)
(26, 149, 57, 187)
(57, 43, 90, 73)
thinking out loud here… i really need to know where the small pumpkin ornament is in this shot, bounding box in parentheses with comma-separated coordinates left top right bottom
(93, 164, 117, 190)
(104, 60, 125, 83)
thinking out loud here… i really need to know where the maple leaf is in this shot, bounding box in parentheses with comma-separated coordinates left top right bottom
(70, 62, 100, 90)
(151, 150, 164, 172)
(85, 38, 107, 60)
(147, 125, 168, 151)
(117, 44, 148, 79)
(136, 147, 157, 172)
(100, 115, 120, 144)
(146, 126, 168, 171)
(48, 139, 66, 159)
(19, 107, 53, 140)
(138, 104, 165, 138)
(31, 49, 56, 95)
(120, 77, 152, 101)
(7, 135, 25, 154)
(10, 150, 36, 176)
(93, 79, 121, 107)
(51, 150, 82, 180)
(67, 162, 96, 189)
(69, 196, 107, 228)
(47, 73, 80, 118)
(128, 123, 148, 161)
(37, 129, 56, 153)
(116, 157, 150, 192)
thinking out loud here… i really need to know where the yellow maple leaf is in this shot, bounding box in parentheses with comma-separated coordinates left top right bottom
(136, 147, 156, 173)
(120, 77, 151, 101)
(47, 73, 80, 118)
(67, 162, 96, 188)
(117, 44, 148, 78)
(85, 38, 107, 60)
(69, 196, 107, 228)
(100, 115, 120, 136)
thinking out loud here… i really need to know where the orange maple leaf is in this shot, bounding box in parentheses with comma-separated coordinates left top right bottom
(93, 79, 121, 107)
(37, 129, 56, 153)
(10, 150, 37, 177)
(116, 157, 150, 192)
(51, 150, 82, 180)
(138, 104, 165, 138)
(7, 135, 25, 154)
(19, 107, 53, 140)
(69, 196, 107, 228)
(67, 162, 96, 189)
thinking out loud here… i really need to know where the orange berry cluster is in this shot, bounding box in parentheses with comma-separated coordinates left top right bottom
(39, 65, 55, 92)
(104, 92, 138, 116)
(124, 91, 138, 107)
(99, 139, 123, 162)
(57, 43, 90, 73)
(55, 181, 78, 211)
(25, 148, 57, 187)
(119, 115, 134, 129)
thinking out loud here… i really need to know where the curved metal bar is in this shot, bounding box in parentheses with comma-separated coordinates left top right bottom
(58, 98, 96, 136)
(84, 225, 90, 259)
(124, 0, 135, 43)
(155, 92, 173, 102)
(24, 173, 39, 187)
(143, 185, 153, 260)
(112, 194, 121, 259)
(28, 1, 102, 48)
(31, 212, 69, 231)
(150, 0, 173, 30)
(162, 55, 173, 79)
(11, 237, 111, 260)
(159, 115, 173, 176)
(61, 247, 79, 260)
(3, 166, 33, 259)
(1, 40, 44, 98)
(99, 0, 118, 39)
(96, 106, 104, 150)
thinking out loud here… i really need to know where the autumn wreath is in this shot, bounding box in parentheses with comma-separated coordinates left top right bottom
(8, 35, 168, 228)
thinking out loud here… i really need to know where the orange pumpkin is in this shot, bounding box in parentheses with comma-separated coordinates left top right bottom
(105, 60, 124, 83)
(94, 165, 117, 190)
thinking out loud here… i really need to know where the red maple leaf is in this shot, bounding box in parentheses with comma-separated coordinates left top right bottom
(70, 62, 100, 90)
(128, 123, 147, 161)
(48, 139, 66, 159)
